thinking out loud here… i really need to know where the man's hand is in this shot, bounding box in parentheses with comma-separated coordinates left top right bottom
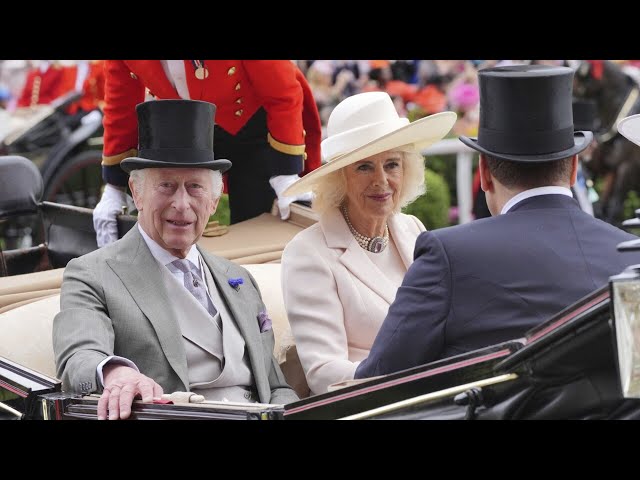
(269, 174, 313, 220)
(97, 365, 163, 420)
(93, 184, 136, 247)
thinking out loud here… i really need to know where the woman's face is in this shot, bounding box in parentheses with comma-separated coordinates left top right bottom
(343, 151, 404, 222)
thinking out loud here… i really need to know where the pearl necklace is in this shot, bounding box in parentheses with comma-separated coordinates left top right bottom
(340, 205, 389, 253)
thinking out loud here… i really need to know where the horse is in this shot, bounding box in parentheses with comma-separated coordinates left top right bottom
(573, 60, 640, 225)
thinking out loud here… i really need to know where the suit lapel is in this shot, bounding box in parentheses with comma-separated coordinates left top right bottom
(388, 214, 416, 269)
(198, 248, 264, 371)
(323, 208, 398, 305)
(126, 60, 180, 99)
(183, 60, 206, 101)
(106, 227, 189, 389)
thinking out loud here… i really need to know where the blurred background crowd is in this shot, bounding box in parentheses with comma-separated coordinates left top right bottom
(1, 59, 640, 246)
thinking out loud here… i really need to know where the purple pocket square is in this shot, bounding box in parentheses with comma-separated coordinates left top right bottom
(258, 311, 272, 333)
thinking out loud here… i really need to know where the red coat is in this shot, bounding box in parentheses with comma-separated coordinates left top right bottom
(17, 64, 69, 108)
(64, 60, 106, 114)
(102, 60, 321, 178)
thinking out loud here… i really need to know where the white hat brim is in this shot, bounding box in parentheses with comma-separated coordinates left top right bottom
(618, 114, 640, 148)
(284, 111, 457, 196)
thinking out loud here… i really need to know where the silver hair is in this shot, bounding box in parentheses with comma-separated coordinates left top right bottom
(311, 148, 426, 216)
(129, 168, 223, 199)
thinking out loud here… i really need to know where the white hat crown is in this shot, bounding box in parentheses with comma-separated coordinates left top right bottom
(322, 92, 409, 162)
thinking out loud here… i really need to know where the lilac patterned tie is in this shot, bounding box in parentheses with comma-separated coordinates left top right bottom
(171, 259, 218, 317)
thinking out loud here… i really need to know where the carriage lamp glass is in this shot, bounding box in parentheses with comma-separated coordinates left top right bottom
(611, 265, 640, 398)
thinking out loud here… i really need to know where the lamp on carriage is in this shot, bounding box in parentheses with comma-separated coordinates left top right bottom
(609, 230, 640, 398)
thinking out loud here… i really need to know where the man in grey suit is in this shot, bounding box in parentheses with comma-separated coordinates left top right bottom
(53, 99, 298, 420)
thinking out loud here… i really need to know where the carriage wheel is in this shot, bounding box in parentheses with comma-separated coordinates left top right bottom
(42, 150, 104, 209)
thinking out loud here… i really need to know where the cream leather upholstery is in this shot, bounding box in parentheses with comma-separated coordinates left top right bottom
(0, 263, 310, 399)
(0, 294, 59, 378)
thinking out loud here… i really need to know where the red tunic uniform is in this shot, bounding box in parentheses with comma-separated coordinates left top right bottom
(101, 60, 321, 185)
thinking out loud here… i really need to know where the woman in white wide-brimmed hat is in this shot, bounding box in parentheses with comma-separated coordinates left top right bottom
(280, 92, 456, 395)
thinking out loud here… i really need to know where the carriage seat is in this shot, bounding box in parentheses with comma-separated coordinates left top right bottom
(0, 263, 310, 399)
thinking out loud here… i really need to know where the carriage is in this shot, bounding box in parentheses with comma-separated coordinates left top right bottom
(0, 92, 104, 250)
(2, 154, 640, 420)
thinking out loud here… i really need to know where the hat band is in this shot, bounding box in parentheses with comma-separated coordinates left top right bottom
(478, 126, 575, 156)
(322, 118, 409, 162)
(137, 147, 216, 164)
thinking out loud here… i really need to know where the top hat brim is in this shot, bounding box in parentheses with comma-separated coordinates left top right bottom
(283, 111, 457, 197)
(120, 157, 232, 174)
(459, 131, 593, 163)
(618, 114, 640, 148)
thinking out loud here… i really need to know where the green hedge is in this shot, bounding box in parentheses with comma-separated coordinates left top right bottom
(403, 168, 451, 230)
(209, 194, 230, 225)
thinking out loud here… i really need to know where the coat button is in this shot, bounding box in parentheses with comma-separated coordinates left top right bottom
(235, 109, 243, 117)
(130, 72, 138, 80)
(227, 66, 237, 76)
(235, 97, 243, 104)
(235, 82, 241, 91)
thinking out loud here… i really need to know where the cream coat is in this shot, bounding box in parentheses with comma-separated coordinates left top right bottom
(281, 207, 425, 395)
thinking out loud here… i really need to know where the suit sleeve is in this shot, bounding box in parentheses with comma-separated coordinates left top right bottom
(281, 236, 357, 395)
(101, 60, 146, 186)
(355, 231, 452, 378)
(243, 61, 321, 176)
(52, 256, 115, 394)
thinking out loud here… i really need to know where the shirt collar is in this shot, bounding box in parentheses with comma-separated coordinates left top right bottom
(137, 224, 201, 270)
(501, 186, 573, 215)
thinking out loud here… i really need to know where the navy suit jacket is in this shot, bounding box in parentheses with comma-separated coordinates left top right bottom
(355, 194, 640, 378)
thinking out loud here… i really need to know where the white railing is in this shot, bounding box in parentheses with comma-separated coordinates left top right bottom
(423, 138, 477, 224)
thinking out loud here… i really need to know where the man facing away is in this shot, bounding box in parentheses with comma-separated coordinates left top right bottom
(53, 99, 298, 420)
(355, 65, 640, 379)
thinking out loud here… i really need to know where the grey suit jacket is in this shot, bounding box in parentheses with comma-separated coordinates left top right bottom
(53, 226, 298, 405)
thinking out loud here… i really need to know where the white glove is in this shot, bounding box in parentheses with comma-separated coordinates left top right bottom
(93, 184, 136, 247)
(269, 174, 313, 220)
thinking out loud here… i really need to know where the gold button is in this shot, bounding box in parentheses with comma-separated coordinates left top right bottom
(235, 109, 243, 117)
(235, 97, 243, 104)
(227, 66, 237, 76)
(235, 82, 241, 91)
(130, 72, 138, 80)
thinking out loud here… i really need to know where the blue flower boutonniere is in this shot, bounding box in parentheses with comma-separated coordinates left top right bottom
(228, 277, 244, 291)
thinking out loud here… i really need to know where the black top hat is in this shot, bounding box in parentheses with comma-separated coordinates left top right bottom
(459, 65, 593, 162)
(120, 99, 232, 173)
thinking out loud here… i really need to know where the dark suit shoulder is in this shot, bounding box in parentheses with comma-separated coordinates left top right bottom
(421, 217, 496, 252)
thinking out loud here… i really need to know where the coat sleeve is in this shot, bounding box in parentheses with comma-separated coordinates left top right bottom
(101, 60, 146, 186)
(53, 256, 115, 394)
(355, 231, 452, 378)
(281, 234, 358, 395)
(243, 61, 321, 177)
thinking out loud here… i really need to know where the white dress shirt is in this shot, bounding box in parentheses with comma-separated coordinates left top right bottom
(501, 186, 573, 215)
(160, 60, 190, 100)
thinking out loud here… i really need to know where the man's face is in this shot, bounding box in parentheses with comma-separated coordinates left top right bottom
(131, 168, 218, 258)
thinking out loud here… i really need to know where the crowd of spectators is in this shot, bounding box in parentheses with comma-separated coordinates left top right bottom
(295, 60, 640, 141)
